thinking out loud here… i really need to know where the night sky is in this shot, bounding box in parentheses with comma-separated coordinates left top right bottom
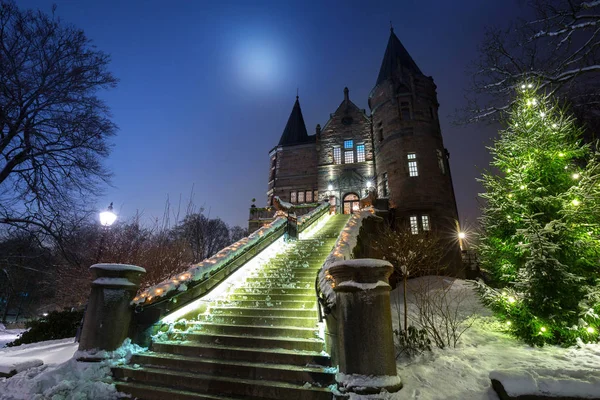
(20, 0, 523, 229)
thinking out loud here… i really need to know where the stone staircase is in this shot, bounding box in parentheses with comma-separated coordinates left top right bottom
(114, 214, 351, 400)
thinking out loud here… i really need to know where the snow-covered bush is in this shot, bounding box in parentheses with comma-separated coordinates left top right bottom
(6, 309, 84, 348)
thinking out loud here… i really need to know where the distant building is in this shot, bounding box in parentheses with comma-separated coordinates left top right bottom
(254, 29, 461, 267)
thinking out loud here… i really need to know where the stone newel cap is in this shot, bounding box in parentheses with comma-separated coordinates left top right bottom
(90, 263, 146, 272)
(330, 259, 392, 269)
(328, 258, 393, 291)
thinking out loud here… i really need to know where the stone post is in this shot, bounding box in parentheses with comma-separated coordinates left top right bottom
(79, 264, 146, 353)
(328, 258, 402, 395)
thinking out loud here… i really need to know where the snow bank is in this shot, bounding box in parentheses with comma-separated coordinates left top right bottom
(391, 276, 600, 400)
(490, 368, 600, 398)
(336, 372, 402, 391)
(318, 207, 376, 307)
(0, 325, 26, 349)
(0, 339, 145, 400)
(134, 217, 286, 305)
(0, 358, 43, 376)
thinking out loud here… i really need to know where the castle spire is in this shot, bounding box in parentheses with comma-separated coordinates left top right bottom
(375, 28, 423, 86)
(278, 96, 309, 146)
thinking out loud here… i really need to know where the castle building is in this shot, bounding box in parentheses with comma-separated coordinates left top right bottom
(263, 28, 460, 240)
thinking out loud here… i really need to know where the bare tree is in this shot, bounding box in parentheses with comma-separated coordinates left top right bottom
(0, 1, 117, 238)
(465, 0, 600, 123)
(175, 213, 231, 263)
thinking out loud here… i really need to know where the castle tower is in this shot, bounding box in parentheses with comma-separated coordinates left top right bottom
(266, 96, 318, 206)
(369, 29, 461, 257)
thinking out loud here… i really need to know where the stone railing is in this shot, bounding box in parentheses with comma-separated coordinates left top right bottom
(127, 201, 330, 345)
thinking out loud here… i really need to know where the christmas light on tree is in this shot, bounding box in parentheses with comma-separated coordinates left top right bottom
(477, 83, 600, 346)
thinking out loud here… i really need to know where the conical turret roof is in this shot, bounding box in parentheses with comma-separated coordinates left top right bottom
(376, 28, 423, 86)
(278, 96, 311, 146)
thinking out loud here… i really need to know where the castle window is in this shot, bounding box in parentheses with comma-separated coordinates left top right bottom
(422, 215, 430, 231)
(400, 102, 411, 120)
(344, 140, 354, 149)
(290, 191, 297, 203)
(333, 147, 341, 164)
(437, 149, 446, 174)
(306, 190, 313, 202)
(381, 172, 389, 197)
(298, 191, 305, 203)
(345, 149, 354, 164)
(356, 144, 366, 162)
(407, 153, 418, 177)
(410, 216, 419, 235)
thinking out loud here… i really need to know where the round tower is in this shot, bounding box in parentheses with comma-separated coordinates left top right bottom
(369, 29, 461, 269)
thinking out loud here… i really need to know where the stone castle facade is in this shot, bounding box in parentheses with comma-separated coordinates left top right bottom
(257, 28, 460, 242)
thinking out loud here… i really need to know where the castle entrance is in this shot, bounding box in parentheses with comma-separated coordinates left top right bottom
(343, 193, 360, 214)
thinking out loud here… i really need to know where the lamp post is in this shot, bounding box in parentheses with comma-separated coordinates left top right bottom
(96, 203, 117, 262)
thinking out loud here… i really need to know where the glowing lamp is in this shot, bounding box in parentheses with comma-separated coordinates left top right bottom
(458, 232, 466, 239)
(572, 173, 580, 180)
(572, 199, 581, 206)
(366, 180, 373, 188)
(587, 327, 595, 334)
(540, 327, 547, 332)
(506, 321, 512, 326)
(327, 184, 333, 191)
(508, 296, 516, 303)
(99, 210, 117, 227)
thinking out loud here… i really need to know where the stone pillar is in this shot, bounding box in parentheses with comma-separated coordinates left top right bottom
(79, 264, 146, 353)
(328, 258, 402, 395)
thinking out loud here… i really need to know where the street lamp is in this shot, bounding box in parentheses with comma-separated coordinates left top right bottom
(96, 203, 116, 262)
(458, 231, 466, 251)
(99, 203, 117, 227)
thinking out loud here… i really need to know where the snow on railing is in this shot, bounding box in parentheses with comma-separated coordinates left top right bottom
(133, 217, 286, 305)
(297, 201, 330, 227)
(318, 207, 376, 308)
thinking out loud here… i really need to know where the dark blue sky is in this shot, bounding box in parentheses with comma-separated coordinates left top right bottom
(21, 0, 522, 228)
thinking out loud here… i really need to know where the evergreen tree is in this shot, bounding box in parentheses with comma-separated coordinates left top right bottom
(477, 83, 600, 346)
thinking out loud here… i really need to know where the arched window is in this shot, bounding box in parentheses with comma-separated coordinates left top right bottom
(343, 193, 360, 214)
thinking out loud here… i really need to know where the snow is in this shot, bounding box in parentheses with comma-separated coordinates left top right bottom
(336, 280, 390, 290)
(0, 338, 145, 400)
(0, 359, 43, 376)
(330, 259, 392, 269)
(0, 338, 78, 376)
(392, 276, 600, 400)
(0, 325, 26, 348)
(490, 369, 600, 398)
(336, 372, 402, 391)
(92, 277, 137, 286)
(90, 263, 146, 273)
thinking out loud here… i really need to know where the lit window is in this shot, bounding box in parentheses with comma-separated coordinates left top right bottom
(306, 190, 313, 202)
(298, 191, 305, 203)
(401, 102, 411, 120)
(333, 147, 341, 164)
(356, 144, 365, 162)
(437, 149, 445, 174)
(382, 172, 389, 197)
(408, 161, 418, 177)
(410, 216, 419, 235)
(407, 153, 416, 160)
(345, 150, 354, 164)
(422, 215, 430, 231)
(344, 140, 353, 149)
(290, 191, 297, 203)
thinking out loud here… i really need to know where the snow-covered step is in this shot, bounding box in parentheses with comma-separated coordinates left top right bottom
(233, 287, 315, 295)
(227, 293, 316, 301)
(113, 366, 334, 400)
(130, 353, 335, 385)
(216, 299, 317, 309)
(115, 381, 257, 400)
(193, 314, 318, 328)
(154, 337, 326, 356)
(209, 307, 317, 318)
(184, 322, 319, 339)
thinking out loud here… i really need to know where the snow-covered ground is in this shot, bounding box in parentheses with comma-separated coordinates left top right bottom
(0, 277, 598, 399)
(393, 277, 600, 399)
(0, 338, 143, 400)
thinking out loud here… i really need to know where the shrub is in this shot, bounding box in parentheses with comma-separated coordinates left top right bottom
(6, 309, 83, 347)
